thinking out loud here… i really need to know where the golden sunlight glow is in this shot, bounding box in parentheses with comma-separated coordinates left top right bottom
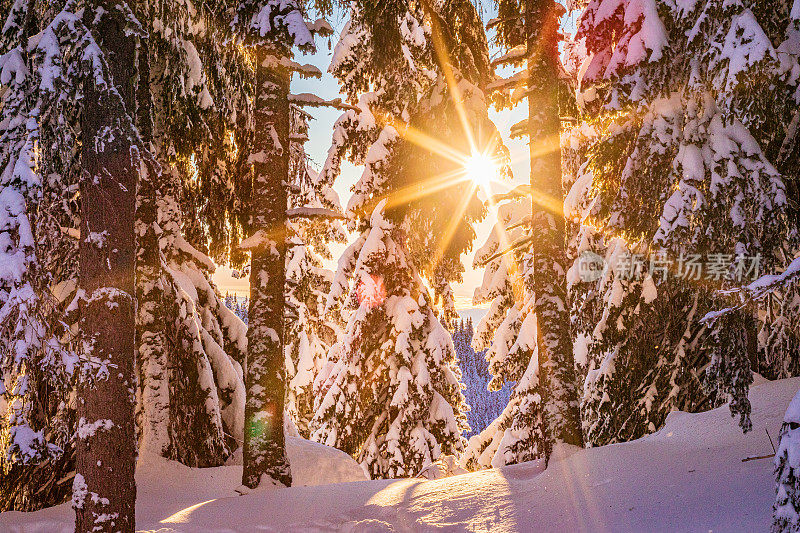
(465, 153, 498, 191)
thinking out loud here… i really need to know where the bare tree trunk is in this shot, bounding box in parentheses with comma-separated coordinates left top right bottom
(242, 45, 292, 488)
(525, 0, 583, 456)
(74, 2, 138, 531)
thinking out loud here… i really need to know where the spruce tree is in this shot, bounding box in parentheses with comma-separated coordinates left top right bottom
(285, 106, 345, 437)
(312, 202, 470, 478)
(133, 0, 250, 466)
(567, 0, 798, 447)
(461, 196, 549, 469)
(0, 0, 79, 511)
(233, 0, 331, 488)
(1, 0, 254, 511)
(308, 0, 506, 479)
(487, 0, 584, 459)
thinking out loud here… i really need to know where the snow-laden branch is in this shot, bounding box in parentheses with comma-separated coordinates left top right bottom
(287, 207, 345, 219)
(491, 45, 527, 67)
(486, 71, 527, 93)
(288, 93, 359, 111)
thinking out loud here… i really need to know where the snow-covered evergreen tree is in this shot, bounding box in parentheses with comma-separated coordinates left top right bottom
(284, 105, 345, 437)
(232, 0, 334, 489)
(1, 0, 255, 511)
(0, 0, 79, 511)
(134, 0, 251, 463)
(460, 196, 550, 469)
(487, 0, 585, 456)
(312, 202, 470, 478)
(566, 0, 799, 447)
(307, 0, 509, 479)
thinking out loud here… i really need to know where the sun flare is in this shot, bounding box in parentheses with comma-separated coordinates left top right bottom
(464, 153, 498, 191)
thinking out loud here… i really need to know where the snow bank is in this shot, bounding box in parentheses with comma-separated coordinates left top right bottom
(286, 437, 368, 486)
(1, 377, 797, 531)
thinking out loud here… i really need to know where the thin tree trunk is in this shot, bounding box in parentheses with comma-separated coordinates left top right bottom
(74, 2, 138, 531)
(525, 0, 583, 455)
(242, 45, 292, 488)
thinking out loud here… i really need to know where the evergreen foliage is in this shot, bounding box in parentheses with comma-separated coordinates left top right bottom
(307, 0, 509, 479)
(566, 0, 800, 447)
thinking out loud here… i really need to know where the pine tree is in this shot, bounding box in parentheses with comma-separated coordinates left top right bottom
(312, 202, 470, 478)
(133, 0, 250, 466)
(567, 0, 799, 447)
(307, 0, 507, 479)
(460, 196, 548, 469)
(0, 0, 80, 511)
(1, 0, 255, 512)
(775, 386, 800, 532)
(487, 0, 584, 459)
(284, 105, 346, 437)
(233, 0, 331, 489)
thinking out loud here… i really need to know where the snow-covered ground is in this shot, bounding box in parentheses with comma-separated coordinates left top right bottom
(2, 377, 794, 532)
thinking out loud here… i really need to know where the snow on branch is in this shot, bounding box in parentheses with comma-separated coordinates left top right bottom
(306, 18, 333, 37)
(486, 71, 527, 93)
(262, 55, 322, 78)
(288, 93, 359, 111)
(701, 257, 800, 325)
(486, 15, 524, 31)
(491, 45, 527, 67)
(509, 119, 527, 139)
(489, 184, 531, 204)
(286, 207, 345, 219)
(482, 235, 533, 265)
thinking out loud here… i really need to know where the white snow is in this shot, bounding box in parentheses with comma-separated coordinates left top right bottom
(3, 377, 795, 531)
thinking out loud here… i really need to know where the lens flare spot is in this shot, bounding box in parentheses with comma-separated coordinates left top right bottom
(357, 275, 387, 309)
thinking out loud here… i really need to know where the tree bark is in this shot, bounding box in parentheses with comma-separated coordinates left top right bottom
(75, 2, 138, 531)
(525, 0, 583, 455)
(133, 10, 172, 460)
(242, 45, 292, 488)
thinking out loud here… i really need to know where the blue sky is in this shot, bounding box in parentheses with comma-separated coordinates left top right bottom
(215, 3, 579, 310)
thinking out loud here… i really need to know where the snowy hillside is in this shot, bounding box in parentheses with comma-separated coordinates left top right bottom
(3, 376, 793, 532)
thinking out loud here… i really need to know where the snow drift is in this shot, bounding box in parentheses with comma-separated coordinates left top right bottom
(1, 377, 795, 531)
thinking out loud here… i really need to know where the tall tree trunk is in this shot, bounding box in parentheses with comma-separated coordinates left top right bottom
(242, 46, 292, 488)
(525, 0, 583, 456)
(133, 9, 171, 459)
(74, 2, 138, 531)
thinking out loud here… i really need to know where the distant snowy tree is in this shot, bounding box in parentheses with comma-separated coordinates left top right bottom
(453, 318, 512, 437)
(566, 0, 799, 447)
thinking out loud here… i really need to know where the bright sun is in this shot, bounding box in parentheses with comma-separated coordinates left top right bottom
(465, 153, 497, 190)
